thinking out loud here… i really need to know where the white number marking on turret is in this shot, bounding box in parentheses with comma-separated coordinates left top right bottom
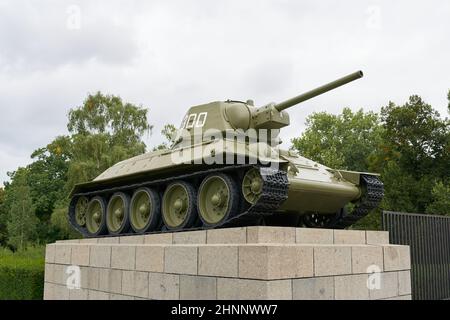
(186, 114, 197, 128)
(195, 112, 208, 127)
(183, 112, 208, 129)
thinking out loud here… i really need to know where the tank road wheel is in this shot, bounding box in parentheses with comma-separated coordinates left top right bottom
(85, 196, 108, 236)
(242, 168, 263, 204)
(198, 174, 239, 227)
(106, 192, 131, 235)
(162, 181, 197, 230)
(74, 196, 88, 227)
(130, 188, 160, 234)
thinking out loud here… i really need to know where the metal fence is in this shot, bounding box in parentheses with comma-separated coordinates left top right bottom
(382, 211, 450, 300)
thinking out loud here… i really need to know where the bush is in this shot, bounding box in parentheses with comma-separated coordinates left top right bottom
(0, 247, 45, 300)
(51, 206, 81, 240)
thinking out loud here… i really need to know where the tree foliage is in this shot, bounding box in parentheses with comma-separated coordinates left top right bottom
(448, 89, 450, 114)
(0, 188, 6, 245)
(68, 92, 152, 143)
(292, 108, 383, 172)
(374, 96, 450, 214)
(426, 181, 450, 215)
(377, 96, 449, 178)
(27, 144, 69, 220)
(5, 170, 38, 250)
(64, 93, 152, 192)
(153, 124, 177, 151)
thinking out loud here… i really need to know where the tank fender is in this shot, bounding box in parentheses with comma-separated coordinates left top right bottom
(330, 169, 380, 185)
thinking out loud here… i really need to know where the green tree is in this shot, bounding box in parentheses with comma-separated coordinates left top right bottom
(0, 137, 72, 246)
(5, 171, 38, 250)
(64, 92, 152, 192)
(448, 89, 450, 113)
(292, 108, 383, 172)
(50, 92, 152, 237)
(378, 96, 449, 178)
(50, 206, 80, 238)
(153, 124, 177, 151)
(378, 161, 436, 213)
(67, 92, 152, 145)
(27, 146, 68, 218)
(0, 187, 6, 245)
(426, 181, 450, 215)
(372, 96, 450, 213)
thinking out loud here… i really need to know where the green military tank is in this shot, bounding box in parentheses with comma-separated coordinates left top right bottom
(69, 70, 384, 237)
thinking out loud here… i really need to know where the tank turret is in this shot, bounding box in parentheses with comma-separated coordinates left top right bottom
(175, 71, 364, 146)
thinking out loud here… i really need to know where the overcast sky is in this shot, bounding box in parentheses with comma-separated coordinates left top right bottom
(0, 0, 449, 186)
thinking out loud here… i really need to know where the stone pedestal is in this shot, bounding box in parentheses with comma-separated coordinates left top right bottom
(43, 227, 412, 300)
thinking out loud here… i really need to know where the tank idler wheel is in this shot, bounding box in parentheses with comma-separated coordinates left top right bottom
(74, 196, 89, 227)
(302, 208, 347, 228)
(242, 168, 263, 204)
(85, 196, 108, 236)
(106, 192, 131, 235)
(162, 181, 198, 230)
(198, 173, 239, 227)
(130, 187, 160, 234)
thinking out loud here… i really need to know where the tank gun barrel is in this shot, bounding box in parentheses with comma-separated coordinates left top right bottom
(274, 70, 364, 112)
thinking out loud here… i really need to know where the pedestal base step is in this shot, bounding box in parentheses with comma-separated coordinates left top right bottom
(44, 226, 412, 300)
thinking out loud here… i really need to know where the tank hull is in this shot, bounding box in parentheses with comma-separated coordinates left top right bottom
(281, 178, 360, 213)
(68, 139, 383, 237)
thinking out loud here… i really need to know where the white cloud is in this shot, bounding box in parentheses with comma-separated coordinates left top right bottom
(0, 2, 141, 72)
(0, 0, 449, 185)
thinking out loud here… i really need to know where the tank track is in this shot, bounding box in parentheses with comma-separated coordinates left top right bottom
(68, 164, 289, 238)
(329, 175, 384, 229)
(68, 168, 383, 237)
